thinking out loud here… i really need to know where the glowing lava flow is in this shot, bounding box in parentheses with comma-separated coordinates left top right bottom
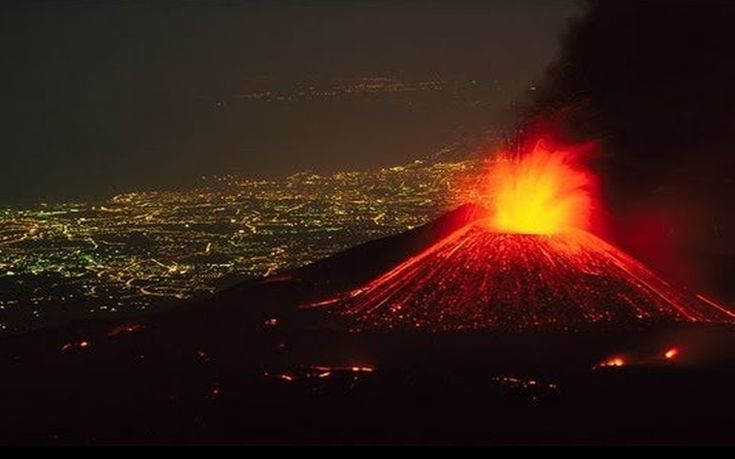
(309, 224, 735, 330)
(306, 138, 735, 331)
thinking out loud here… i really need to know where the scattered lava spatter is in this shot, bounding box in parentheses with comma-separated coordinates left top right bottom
(310, 224, 735, 330)
(307, 139, 735, 331)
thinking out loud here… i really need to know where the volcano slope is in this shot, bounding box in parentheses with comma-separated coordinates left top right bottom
(2, 205, 735, 444)
(310, 221, 735, 331)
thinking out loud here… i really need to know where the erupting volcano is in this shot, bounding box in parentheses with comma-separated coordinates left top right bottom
(310, 140, 735, 331)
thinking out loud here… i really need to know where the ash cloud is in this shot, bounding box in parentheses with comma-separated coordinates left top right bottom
(528, 0, 735, 296)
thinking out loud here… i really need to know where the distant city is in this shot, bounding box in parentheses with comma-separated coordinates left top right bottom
(190, 76, 509, 108)
(0, 157, 492, 335)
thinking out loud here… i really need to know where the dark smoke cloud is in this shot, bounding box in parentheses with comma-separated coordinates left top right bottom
(529, 0, 735, 297)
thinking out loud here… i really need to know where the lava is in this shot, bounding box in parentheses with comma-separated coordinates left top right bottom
(596, 357, 626, 368)
(306, 137, 735, 331)
(309, 225, 735, 330)
(664, 347, 680, 360)
(485, 140, 598, 235)
(269, 365, 375, 383)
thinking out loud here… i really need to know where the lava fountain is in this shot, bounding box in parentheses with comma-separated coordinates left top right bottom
(486, 139, 598, 235)
(308, 139, 735, 331)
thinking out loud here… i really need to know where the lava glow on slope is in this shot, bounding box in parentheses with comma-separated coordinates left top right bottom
(307, 137, 735, 331)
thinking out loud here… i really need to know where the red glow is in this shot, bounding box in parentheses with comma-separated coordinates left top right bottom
(107, 323, 144, 337)
(664, 347, 680, 359)
(264, 318, 279, 326)
(696, 294, 735, 320)
(308, 223, 735, 330)
(617, 204, 700, 288)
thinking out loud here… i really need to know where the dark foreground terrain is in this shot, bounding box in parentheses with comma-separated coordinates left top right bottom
(3, 205, 735, 445)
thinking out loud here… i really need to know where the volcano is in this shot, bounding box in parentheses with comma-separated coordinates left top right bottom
(309, 220, 735, 331)
(308, 139, 735, 331)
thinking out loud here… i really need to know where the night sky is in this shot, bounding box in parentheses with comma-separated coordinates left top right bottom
(0, 0, 579, 204)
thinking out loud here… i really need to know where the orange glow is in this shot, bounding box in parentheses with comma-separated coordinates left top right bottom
(264, 365, 378, 383)
(664, 347, 679, 359)
(485, 140, 598, 235)
(597, 357, 625, 368)
(350, 366, 374, 373)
